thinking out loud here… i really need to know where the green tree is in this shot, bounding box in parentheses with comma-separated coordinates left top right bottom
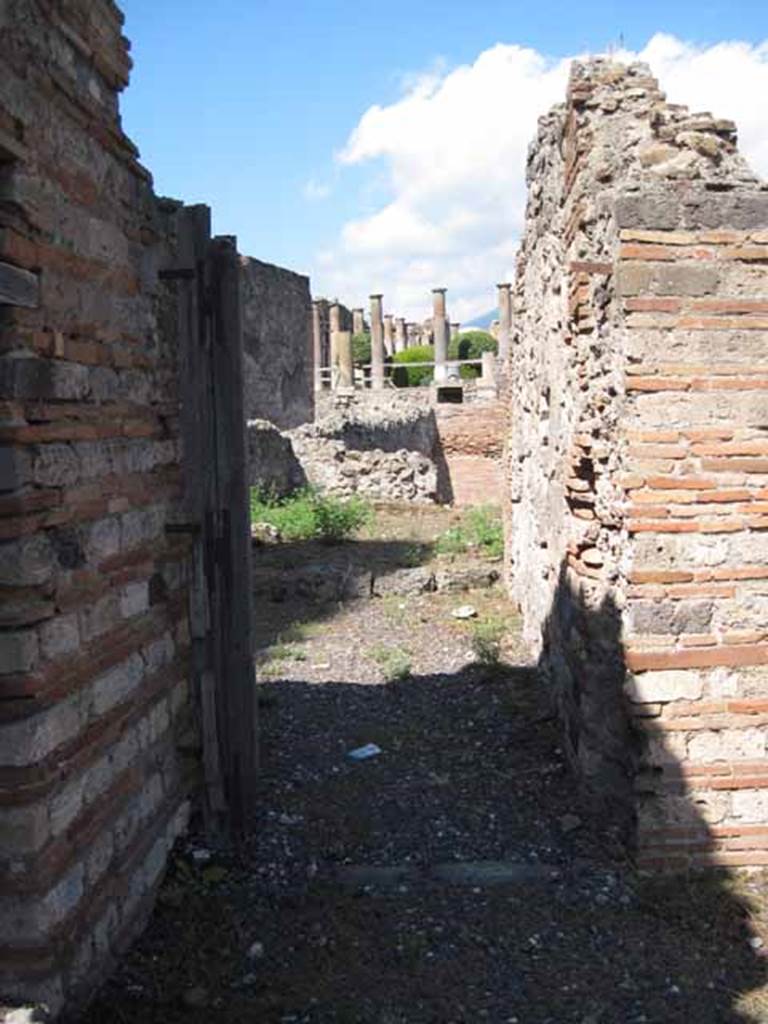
(351, 332, 371, 366)
(448, 330, 497, 379)
(391, 345, 435, 387)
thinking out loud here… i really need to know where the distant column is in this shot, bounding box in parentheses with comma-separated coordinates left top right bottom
(370, 294, 384, 389)
(497, 282, 512, 361)
(352, 307, 365, 335)
(331, 330, 354, 389)
(394, 317, 407, 353)
(432, 288, 448, 382)
(383, 314, 394, 357)
(450, 322, 460, 340)
(329, 301, 342, 336)
(312, 300, 323, 391)
(481, 350, 496, 383)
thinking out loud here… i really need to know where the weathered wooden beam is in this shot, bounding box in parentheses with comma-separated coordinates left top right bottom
(0, 261, 39, 307)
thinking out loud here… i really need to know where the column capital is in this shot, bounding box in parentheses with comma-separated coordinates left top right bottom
(369, 293, 383, 300)
(496, 281, 512, 290)
(432, 287, 447, 295)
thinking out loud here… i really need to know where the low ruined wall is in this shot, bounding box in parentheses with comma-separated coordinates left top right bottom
(241, 257, 313, 429)
(0, 4, 195, 1011)
(291, 393, 439, 502)
(507, 59, 768, 868)
(306, 389, 504, 506)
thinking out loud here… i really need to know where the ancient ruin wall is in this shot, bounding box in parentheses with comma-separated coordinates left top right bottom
(434, 403, 505, 507)
(291, 392, 440, 503)
(507, 60, 768, 868)
(0, 3, 195, 1009)
(241, 256, 313, 429)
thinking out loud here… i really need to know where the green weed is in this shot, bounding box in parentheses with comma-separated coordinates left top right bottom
(434, 505, 503, 560)
(250, 487, 373, 543)
(470, 616, 505, 665)
(368, 643, 412, 683)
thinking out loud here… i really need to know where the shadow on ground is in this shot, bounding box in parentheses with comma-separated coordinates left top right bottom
(72, 517, 768, 1023)
(78, 655, 768, 1023)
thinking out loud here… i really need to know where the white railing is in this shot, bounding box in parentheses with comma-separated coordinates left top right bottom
(317, 357, 486, 387)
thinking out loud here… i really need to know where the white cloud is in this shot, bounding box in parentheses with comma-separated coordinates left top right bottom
(311, 34, 768, 322)
(302, 178, 331, 202)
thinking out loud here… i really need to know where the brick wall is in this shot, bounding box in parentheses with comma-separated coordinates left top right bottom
(507, 59, 768, 869)
(0, 2, 196, 1010)
(242, 256, 313, 429)
(435, 403, 505, 507)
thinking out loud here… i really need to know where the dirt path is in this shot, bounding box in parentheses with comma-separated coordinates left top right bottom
(80, 506, 768, 1024)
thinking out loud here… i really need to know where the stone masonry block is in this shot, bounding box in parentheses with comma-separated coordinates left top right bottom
(0, 801, 50, 855)
(90, 652, 145, 717)
(148, 699, 169, 744)
(0, 627, 40, 673)
(1, 862, 85, 944)
(0, 696, 83, 768)
(81, 752, 114, 805)
(688, 727, 765, 763)
(731, 789, 768, 823)
(652, 264, 719, 297)
(32, 443, 79, 487)
(77, 440, 114, 480)
(626, 669, 703, 703)
(120, 580, 149, 619)
(120, 505, 165, 548)
(78, 591, 120, 642)
(0, 445, 31, 491)
(85, 516, 121, 563)
(39, 612, 80, 660)
(84, 827, 115, 884)
(111, 727, 139, 776)
(0, 356, 89, 401)
(142, 631, 174, 674)
(615, 191, 684, 230)
(0, 534, 56, 586)
(628, 600, 712, 635)
(50, 776, 85, 837)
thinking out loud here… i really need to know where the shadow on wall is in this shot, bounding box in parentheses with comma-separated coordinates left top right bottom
(430, 413, 454, 506)
(539, 563, 639, 850)
(538, 559, 768, 1018)
(246, 420, 308, 498)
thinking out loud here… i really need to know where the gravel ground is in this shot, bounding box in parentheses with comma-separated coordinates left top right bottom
(78, 506, 768, 1024)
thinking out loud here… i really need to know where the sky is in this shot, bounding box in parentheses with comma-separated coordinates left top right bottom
(120, 1, 768, 322)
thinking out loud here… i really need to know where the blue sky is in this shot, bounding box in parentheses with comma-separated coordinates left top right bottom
(120, 1, 768, 319)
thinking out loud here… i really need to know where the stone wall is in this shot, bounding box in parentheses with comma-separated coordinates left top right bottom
(0, 3, 196, 1011)
(242, 256, 313, 429)
(291, 392, 440, 503)
(294, 390, 505, 506)
(507, 59, 768, 869)
(435, 403, 505, 507)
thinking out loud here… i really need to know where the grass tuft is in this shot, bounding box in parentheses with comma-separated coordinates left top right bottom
(470, 616, 506, 666)
(434, 505, 503, 560)
(250, 487, 373, 543)
(368, 643, 412, 683)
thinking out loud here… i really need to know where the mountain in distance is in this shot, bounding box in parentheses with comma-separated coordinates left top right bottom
(462, 309, 496, 330)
